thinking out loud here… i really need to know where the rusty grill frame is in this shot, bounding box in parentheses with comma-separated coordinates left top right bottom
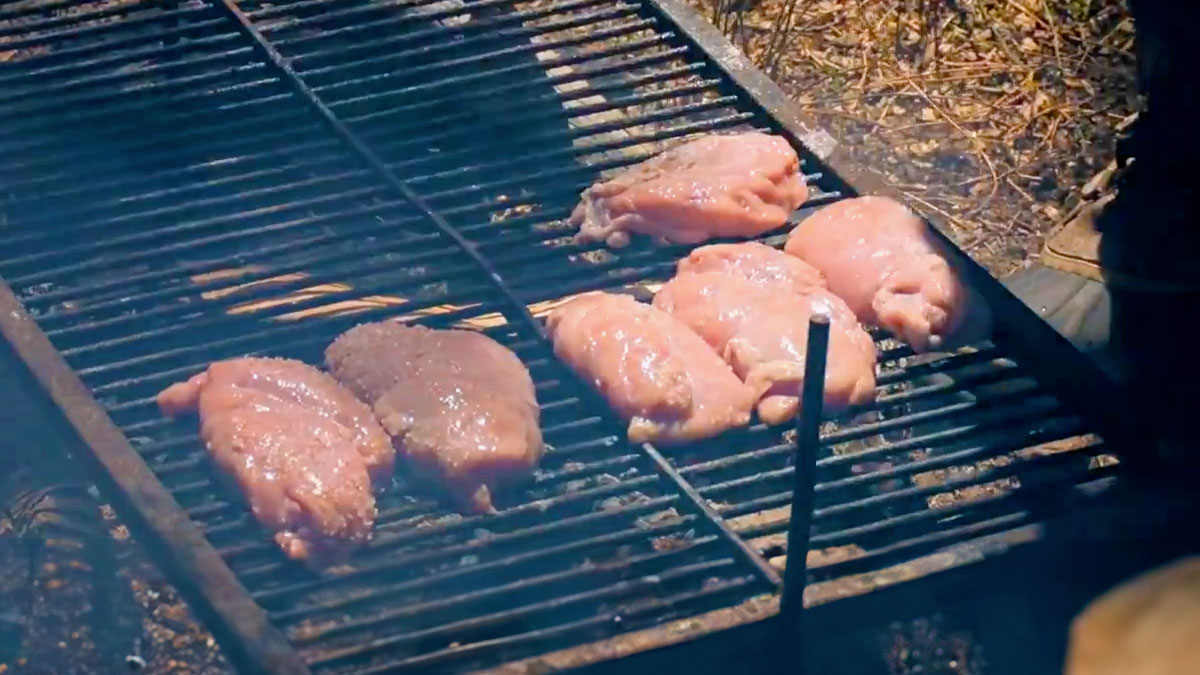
(0, 0, 1141, 673)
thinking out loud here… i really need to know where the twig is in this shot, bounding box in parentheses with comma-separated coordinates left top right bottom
(1006, 175, 1036, 203)
(1040, 0, 1063, 70)
(903, 75, 1001, 216)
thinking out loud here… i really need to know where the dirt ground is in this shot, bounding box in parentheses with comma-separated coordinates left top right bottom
(0, 1, 1136, 674)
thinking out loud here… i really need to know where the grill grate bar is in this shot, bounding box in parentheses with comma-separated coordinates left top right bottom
(268, 0, 617, 51)
(17, 197, 425, 309)
(0, 54, 274, 118)
(4, 168, 377, 260)
(726, 416, 1084, 532)
(357, 64, 711, 146)
(811, 461, 1117, 580)
(0, 30, 243, 87)
(1, 44, 257, 107)
(366, 80, 728, 165)
(0, 3, 211, 52)
(0, 75, 289, 144)
(292, 537, 720, 647)
(0, 0, 103, 23)
(387, 101, 747, 182)
(0, 16, 231, 71)
(252, 498, 680, 603)
(0, 106, 310, 187)
(309, 557, 737, 670)
(248, 0, 467, 19)
(2, 140, 344, 226)
(2, 183, 394, 283)
(340, 41, 688, 126)
(57, 254, 472, 356)
(72, 291, 501, 380)
(356, 575, 756, 675)
(273, 499, 692, 627)
(318, 20, 660, 107)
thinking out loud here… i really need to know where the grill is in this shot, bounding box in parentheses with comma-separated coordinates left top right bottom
(0, 1, 1136, 673)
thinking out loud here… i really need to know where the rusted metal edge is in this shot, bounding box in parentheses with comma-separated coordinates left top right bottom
(479, 523, 1049, 674)
(0, 280, 310, 675)
(915, 218, 1146, 473)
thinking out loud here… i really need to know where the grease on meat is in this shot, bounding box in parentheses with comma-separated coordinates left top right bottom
(784, 195, 992, 352)
(156, 357, 393, 564)
(325, 323, 543, 514)
(653, 266, 876, 424)
(546, 292, 754, 443)
(570, 132, 809, 247)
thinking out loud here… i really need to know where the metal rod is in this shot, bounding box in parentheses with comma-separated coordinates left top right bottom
(779, 314, 830, 649)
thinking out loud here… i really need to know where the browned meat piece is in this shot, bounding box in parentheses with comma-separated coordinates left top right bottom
(653, 270, 877, 424)
(784, 196, 992, 352)
(546, 292, 754, 443)
(156, 358, 393, 564)
(569, 132, 809, 247)
(325, 323, 543, 514)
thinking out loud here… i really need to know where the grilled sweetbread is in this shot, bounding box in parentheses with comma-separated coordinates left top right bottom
(325, 323, 543, 515)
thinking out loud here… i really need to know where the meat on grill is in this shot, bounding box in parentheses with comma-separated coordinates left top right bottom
(569, 132, 809, 248)
(653, 269, 876, 424)
(156, 357, 394, 564)
(784, 195, 992, 352)
(325, 323, 543, 515)
(546, 291, 754, 443)
(676, 241, 827, 294)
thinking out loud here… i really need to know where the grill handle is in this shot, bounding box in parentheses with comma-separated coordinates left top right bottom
(778, 313, 830, 658)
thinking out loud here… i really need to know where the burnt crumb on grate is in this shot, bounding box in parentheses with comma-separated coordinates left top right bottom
(635, 508, 683, 530)
(595, 491, 652, 512)
(650, 529, 695, 553)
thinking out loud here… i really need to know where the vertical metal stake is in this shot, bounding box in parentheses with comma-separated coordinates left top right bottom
(778, 314, 831, 667)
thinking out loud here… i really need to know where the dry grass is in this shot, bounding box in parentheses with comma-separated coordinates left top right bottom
(694, 0, 1138, 275)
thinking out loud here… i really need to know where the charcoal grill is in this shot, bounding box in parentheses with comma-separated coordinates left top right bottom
(0, 0, 1140, 672)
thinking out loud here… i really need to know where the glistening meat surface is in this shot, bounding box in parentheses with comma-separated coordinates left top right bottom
(784, 195, 992, 352)
(676, 241, 827, 294)
(653, 266, 876, 424)
(546, 291, 754, 443)
(569, 132, 809, 247)
(325, 323, 543, 514)
(156, 357, 393, 564)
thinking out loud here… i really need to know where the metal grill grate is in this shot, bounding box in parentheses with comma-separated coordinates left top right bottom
(0, 0, 1126, 672)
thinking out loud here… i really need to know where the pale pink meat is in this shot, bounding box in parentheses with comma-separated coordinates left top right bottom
(569, 132, 809, 248)
(325, 323, 543, 515)
(653, 271, 876, 424)
(677, 242, 827, 294)
(545, 292, 754, 443)
(156, 358, 393, 564)
(784, 195, 993, 352)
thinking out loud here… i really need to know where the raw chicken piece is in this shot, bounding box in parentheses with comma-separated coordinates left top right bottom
(156, 358, 393, 563)
(653, 272, 876, 424)
(325, 323, 543, 514)
(677, 242, 827, 294)
(545, 292, 754, 443)
(570, 132, 809, 248)
(784, 195, 993, 352)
